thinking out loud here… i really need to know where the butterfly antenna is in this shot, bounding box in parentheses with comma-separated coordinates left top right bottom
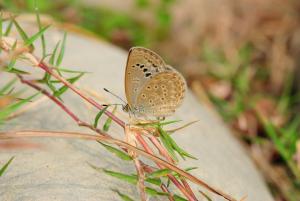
(103, 88, 127, 105)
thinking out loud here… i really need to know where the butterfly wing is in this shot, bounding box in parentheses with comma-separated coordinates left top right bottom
(135, 69, 186, 118)
(125, 47, 166, 110)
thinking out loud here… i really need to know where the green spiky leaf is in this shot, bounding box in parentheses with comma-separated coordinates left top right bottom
(56, 32, 67, 67)
(147, 168, 171, 178)
(13, 19, 29, 42)
(53, 73, 84, 97)
(36, 7, 46, 57)
(94, 105, 109, 128)
(4, 20, 13, 36)
(0, 93, 38, 122)
(98, 142, 133, 161)
(0, 78, 17, 95)
(25, 25, 50, 46)
(0, 156, 14, 177)
(113, 189, 135, 201)
(103, 105, 117, 132)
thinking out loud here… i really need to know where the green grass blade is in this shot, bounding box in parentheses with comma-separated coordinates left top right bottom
(0, 156, 14, 177)
(199, 190, 213, 201)
(0, 78, 17, 94)
(113, 190, 135, 201)
(145, 187, 168, 197)
(7, 40, 17, 71)
(103, 105, 117, 132)
(0, 93, 38, 121)
(13, 19, 29, 42)
(36, 7, 46, 57)
(5, 67, 30, 75)
(4, 20, 13, 36)
(89, 164, 160, 186)
(102, 169, 137, 184)
(51, 67, 90, 74)
(56, 32, 67, 67)
(98, 142, 133, 161)
(147, 168, 171, 178)
(159, 125, 197, 160)
(0, 12, 3, 39)
(49, 41, 60, 65)
(53, 73, 84, 97)
(158, 126, 178, 162)
(174, 194, 188, 201)
(93, 105, 109, 128)
(25, 25, 50, 46)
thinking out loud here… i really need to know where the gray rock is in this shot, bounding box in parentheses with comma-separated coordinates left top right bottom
(0, 22, 273, 201)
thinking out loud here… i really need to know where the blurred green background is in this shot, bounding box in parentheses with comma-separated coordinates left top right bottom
(1, 0, 300, 200)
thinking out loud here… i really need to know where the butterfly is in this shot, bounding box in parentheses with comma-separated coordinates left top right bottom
(124, 47, 186, 120)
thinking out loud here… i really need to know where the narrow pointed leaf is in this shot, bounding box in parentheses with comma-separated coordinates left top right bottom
(0, 78, 17, 94)
(103, 105, 117, 132)
(25, 25, 50, 46)
(53, 73, 84, 97)
(49, 41, 60, 65)
(113, 190, 135, 201)
(98, 142, 132, 161)
(5, 67, 29, 74)
(94, 105, 109, 128)
(0, 12, 3, 39)
(147, 168, 171, 178)
(4, 20, 13, 36)
(158, 126, 178, 161)
(0, 156, 14, 177)
(7, 41, 17, 71)
(0, 93, 38, 121)
(56, 32, 67, 67)
(145, 187, 168, 196)
(199, 190, 213, 201)
(36, 7, 46, 57)
(174, 194, 188, 201)
(13, 20, 29, 42)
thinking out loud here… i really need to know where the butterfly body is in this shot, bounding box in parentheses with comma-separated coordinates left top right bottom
(125, 47, 186, 119)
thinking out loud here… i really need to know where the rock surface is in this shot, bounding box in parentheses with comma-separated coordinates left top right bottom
(0, 21, 273, 201)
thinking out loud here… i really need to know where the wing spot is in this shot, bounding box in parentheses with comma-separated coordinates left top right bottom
(145, 73, 151, 77)
(143, 68, 148, 72)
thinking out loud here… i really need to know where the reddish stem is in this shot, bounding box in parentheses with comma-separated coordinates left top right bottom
(38, 61, 125, 128)
(135, 134, 197, 201)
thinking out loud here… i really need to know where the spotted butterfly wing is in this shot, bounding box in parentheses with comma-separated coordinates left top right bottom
(125, 47, 186, 118)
